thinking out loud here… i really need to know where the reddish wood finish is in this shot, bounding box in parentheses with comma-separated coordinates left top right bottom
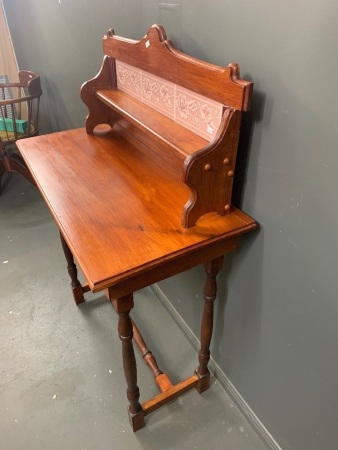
(18, 127, 255, 295)
(95, 87, 208, 169)
(195, 256, 224, 393)
(59, 231, 85, 305)
(18, 126, 255, 429)
(155, 373, 173, 393)
(17, 24, 257, 432)
(141, 375, 199, 416)
(131, 319, 163, 379)
(115, 295, 145, 431)
(102, 25, 252, 110)
(81, 25, 254, 227)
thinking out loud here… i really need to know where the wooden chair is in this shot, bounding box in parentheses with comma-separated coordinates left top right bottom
(0, 70, 42, 190)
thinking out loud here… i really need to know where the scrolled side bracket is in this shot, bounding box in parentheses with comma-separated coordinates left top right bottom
(181, 108, 242, 228)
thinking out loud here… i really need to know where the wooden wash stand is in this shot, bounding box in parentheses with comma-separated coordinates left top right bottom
(18, 25, 256, 431)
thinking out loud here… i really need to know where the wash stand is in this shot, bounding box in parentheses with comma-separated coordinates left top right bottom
(18, 25, 256, 431)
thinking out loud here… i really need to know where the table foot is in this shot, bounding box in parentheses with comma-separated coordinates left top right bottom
(71, 284, 86, 305)
(128, 407, 145, 432)
(194, 370, 210, 394)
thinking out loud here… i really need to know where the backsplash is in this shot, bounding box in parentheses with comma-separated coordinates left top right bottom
(116, 60, 223, 142)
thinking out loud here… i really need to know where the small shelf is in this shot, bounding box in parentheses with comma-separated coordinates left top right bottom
(96, 88, 209, 157)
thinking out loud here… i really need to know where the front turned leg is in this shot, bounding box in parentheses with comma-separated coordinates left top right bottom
(59, 231, 85, 305)
(116, 294, 145, 431)
(196, 256, 224, 393)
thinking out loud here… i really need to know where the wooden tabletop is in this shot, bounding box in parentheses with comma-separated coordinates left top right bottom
(18, 127, 256, 295)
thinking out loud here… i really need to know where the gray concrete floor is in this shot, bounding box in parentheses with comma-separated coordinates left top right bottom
(0, 172, 268, 450)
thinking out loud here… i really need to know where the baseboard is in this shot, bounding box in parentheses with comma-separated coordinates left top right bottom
(151, 283, 282, 450)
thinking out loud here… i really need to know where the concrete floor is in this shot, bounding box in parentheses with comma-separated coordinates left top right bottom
(0, 172, 268, 450)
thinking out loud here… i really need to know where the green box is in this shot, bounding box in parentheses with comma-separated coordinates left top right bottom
(0, 117, 28, 133)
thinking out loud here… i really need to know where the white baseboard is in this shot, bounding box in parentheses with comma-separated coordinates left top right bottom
(151, 283, 282, 450)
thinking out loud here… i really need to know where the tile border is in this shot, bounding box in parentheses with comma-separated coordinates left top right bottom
(116, 60, 223, 142)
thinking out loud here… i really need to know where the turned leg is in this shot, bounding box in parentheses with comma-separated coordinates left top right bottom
(116, 294, 145, 431)
(195, 256, 224, 393)
(59, 231, 85, 304)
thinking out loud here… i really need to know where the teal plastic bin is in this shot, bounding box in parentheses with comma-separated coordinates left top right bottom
(0, 117, 28, 133)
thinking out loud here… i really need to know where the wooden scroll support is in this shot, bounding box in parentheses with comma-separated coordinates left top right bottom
(59, 231, 89, 305)
(182, 110, 242, 228)
(80, 56, 118, 134)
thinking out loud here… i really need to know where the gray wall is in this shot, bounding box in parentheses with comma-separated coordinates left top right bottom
(4, 1, 338, 449)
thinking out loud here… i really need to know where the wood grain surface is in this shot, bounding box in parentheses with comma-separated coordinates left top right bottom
(18, 127, 256, 294)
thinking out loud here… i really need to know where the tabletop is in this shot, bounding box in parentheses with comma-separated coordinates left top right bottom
(18, 127, 256, 295)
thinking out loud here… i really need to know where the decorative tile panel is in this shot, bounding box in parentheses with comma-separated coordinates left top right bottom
(115, 61, 142, 100)
(115, 60, 223, 142)
(175, 86, 223, 141)
(142, 72, 175, 120)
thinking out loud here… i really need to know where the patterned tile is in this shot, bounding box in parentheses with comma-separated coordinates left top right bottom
(142, 72, 175, 120)
(175, 86, 223, 141)
(115, 61, 142, 100)
(115, 60, 223, 142)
